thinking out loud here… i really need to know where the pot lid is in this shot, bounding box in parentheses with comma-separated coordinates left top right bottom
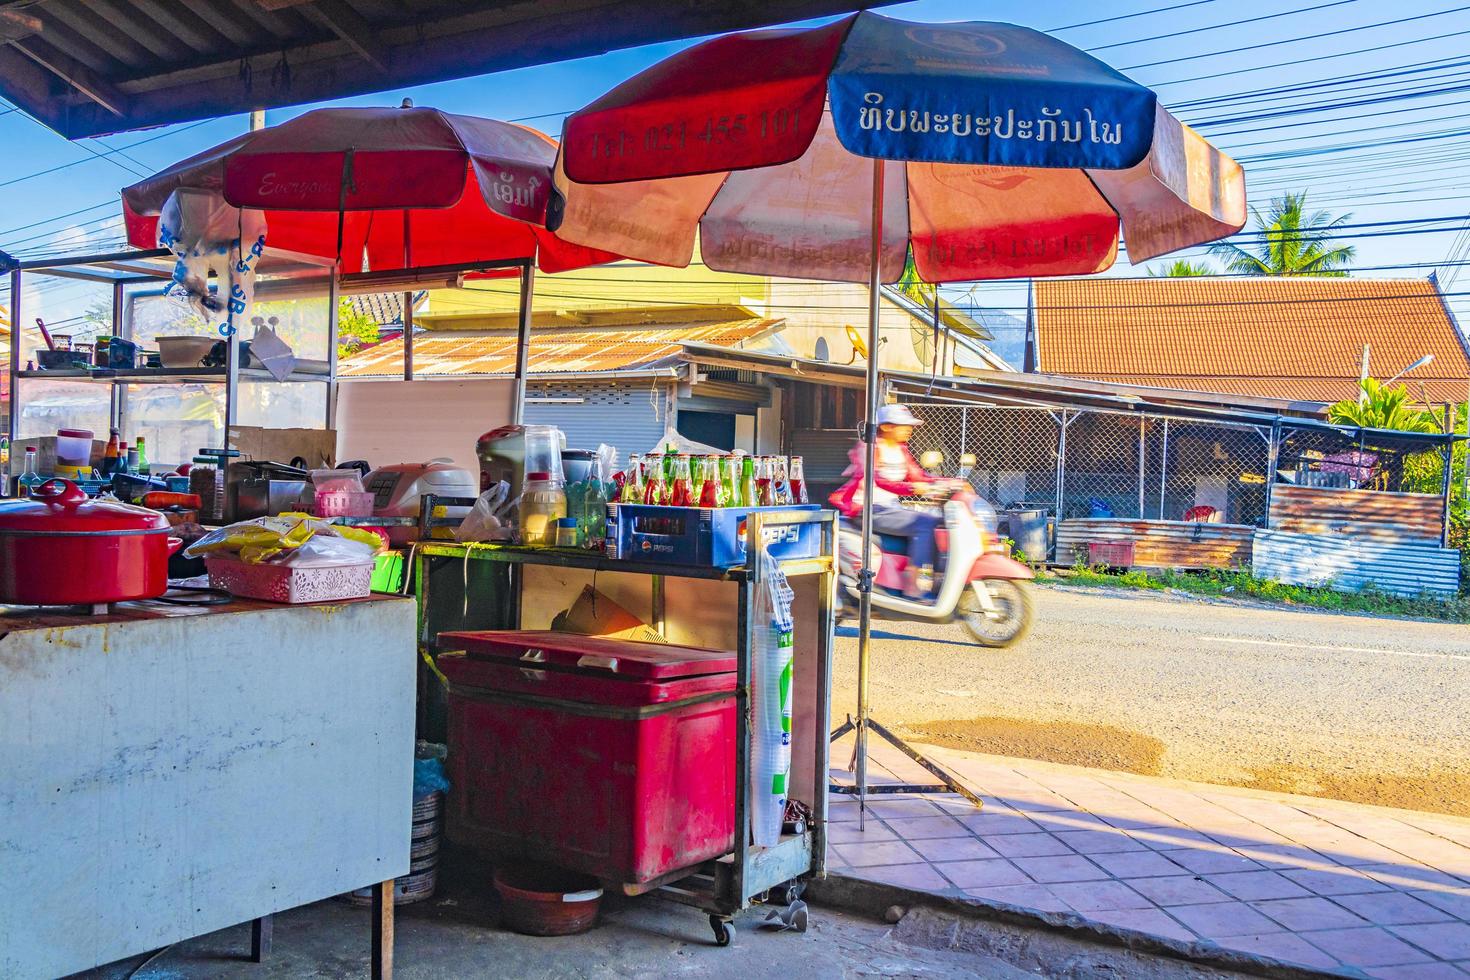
(0, 480, 172, 533)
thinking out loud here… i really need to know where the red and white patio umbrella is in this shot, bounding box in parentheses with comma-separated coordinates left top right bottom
(121, 105, 622, 412)
(552, 11, 1247, 815)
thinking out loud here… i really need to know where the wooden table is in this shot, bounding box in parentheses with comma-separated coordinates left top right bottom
(0, 594, 416, 979)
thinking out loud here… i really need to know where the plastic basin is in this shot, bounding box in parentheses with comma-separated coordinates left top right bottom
(493, 865, 602, 936)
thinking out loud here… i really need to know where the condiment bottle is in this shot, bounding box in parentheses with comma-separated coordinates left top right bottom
(698, 455, 721, 508)
(739, 454, 756, 508)
(620, 453, 645, 504)
(101, 429, 120, 476)
(668, 454, 694, 507)
(520, 470, 567, 547)
(17, 447, 43, 498)
(134, 435, 149, 476)
(790, 455, 809, 504)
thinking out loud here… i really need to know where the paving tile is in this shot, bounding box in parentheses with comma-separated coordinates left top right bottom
(1089, 850, 1187, 879)
(1049, 880, 1152, 913)
(881, 815, 971, 840)
(909, 836, 1001, 863)
(827, 821, 897, 844)
(1362, 865, 1470, 890)
(994, 793, 1085, 813)
(1166, 901, 1280, 940)
(1389, 922, 1470, 960)
(1053, 829, 1148, 855)
(1235, 843, 1339, 870)
(1205, 870, 1313, 902)
(1333, 891, 1455, 926)
(1082, 907, 1198, 944)
(1363, 963, 1470, 979)
(1215, 932, 1342, 970)
(965, 883, 1074, 913)
(1252, 896, 1369, 931)
(986, 833, 1075, 858)
(959, 809, 1041, 837)
(1133, 828, 1221, 850)
(1332, 840, 1430, 867)
(866, 798, 945, 820)
(831, 840, 922, 868)
(937, 858, 1033, 889)
(1283, 867, 1392, 897)
(1126, 875, 1232, 907)
(1412, 888, 1470, 920)
(1300, 927, 1435, 968)
(1027, 811, 1112, 832)
(828, 800, 863, 822)
(1010, 855, 1109, 884)
(855, 862, 957, 893)
(1161, 848, 1266, 876)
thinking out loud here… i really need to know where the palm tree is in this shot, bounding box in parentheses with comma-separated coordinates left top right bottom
(1148, 259, 1215, 277)
(1327, 378, 1437, 432)
(1209, 191, 1355, 276)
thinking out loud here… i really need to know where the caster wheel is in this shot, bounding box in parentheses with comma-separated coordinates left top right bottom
(780, 880, 806, 906)
(709, 915, 735, 947)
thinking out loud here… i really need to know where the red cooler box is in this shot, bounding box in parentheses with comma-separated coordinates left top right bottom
(437, 630, 737, 889)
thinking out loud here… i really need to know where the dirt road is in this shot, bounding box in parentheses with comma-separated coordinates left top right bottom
(832, 584, 1470, 815)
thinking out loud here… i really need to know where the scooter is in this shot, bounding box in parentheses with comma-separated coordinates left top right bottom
(837, 465, 1036, 647)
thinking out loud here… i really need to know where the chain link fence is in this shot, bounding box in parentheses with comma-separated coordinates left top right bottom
(904, 402, 1276, 527)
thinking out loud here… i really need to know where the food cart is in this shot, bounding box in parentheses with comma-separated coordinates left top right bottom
(413, 506, 836, 945)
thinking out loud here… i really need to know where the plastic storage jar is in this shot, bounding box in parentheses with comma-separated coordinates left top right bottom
(520, 472, 567, 547)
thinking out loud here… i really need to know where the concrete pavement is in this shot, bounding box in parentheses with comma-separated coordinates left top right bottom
(833, 584, 1470, 816)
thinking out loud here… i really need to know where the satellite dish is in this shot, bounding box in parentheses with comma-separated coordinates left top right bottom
(845, 324, 868, 359)
(814, 337, 830, 362)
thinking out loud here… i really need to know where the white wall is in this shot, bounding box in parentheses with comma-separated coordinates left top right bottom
(335, 378, 514, 472)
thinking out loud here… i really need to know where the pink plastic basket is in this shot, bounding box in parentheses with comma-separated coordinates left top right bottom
(206, 556, 374, 604)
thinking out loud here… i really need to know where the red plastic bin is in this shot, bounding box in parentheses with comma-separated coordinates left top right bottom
(437, 630, 737, 891)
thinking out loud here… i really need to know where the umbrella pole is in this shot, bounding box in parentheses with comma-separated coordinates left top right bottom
(854, 158, 885, 830)
(512, 250, 536, 425)
(837, 158, 985, 823)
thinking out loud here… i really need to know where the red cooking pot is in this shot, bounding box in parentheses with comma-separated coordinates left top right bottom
(0, 479, 182, 605)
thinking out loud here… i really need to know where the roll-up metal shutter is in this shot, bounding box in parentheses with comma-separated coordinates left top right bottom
(524, 381, 668, 460)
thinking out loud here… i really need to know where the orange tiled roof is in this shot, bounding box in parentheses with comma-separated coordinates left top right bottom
(1033, 277, 1470, 405)
(340, 318, 780, 378)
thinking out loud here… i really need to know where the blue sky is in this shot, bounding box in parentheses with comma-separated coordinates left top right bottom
(3, 0, 1467, 350)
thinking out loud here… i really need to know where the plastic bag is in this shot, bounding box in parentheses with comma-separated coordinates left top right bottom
(249, 317, 296, 381)
(184, 513, 384, 564)
(158, 188, 267, 338)
(455, 482, 514, 542)
(646, 426, 722, 458)
(750, 545, 796, 848)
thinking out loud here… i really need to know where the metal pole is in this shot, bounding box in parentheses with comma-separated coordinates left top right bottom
(402, 210, 413, 382)
(1263, 420, 1281, 526)
(7, 269, 20, 473)
(1442, 403, 1454, 549)
(110, 281, 124, 436)
(1137, 414, 1146, 519)
(326, 271, 340, 430)
(855, 157, 886, 829)
(1158, 419, 1170, 520)
(512, 256, 536, 425)
(1054, 411, 1068, 518)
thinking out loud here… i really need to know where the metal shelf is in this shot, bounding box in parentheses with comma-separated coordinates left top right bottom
(17, 362, 331, 385)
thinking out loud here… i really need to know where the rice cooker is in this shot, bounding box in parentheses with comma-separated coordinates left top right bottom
(364, 459, 478, 545)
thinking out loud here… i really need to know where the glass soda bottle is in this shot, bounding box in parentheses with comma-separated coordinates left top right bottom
(135, 435, 149, 476)
(718, 454, 738, 507)
(102, 428, 120, 477)
(620, 453, 645, 504)
(789, 455, 809, 504)
(698, 455, 721, 508)
(18, 447, 44, 498)
(668, 454, 694, 507)
(644, 457, 669, 506)
(753, 456, 774, 506)
(739, 454, 756, 508)
(772, 455, 791, 505)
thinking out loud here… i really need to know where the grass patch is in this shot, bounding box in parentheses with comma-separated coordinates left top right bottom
(1043, 563, 1470, 623)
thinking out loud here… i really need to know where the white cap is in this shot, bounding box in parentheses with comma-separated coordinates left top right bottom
(876, 404, 922, 427)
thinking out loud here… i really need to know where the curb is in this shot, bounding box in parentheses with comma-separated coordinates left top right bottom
(808, 872, 1365, 980)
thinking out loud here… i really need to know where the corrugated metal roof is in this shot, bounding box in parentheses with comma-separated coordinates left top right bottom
(1033, 277, 1470, 405)
(340, 318, 781, 378)
(0, 0, 890, 138)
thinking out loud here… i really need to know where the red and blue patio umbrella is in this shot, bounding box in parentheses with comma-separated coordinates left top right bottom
(551, 11, 1247, 818)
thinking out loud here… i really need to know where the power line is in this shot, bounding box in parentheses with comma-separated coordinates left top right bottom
(1147, 26, 1470, 87)
(1091, 0, 1361, 51)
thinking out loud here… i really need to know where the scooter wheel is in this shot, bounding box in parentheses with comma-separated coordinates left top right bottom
(958, 579, 1034, 648)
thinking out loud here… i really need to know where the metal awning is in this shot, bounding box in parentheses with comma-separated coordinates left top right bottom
(0, 0, 890, 139)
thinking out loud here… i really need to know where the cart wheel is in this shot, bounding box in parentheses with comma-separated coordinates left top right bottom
(709, 914, 735, 947)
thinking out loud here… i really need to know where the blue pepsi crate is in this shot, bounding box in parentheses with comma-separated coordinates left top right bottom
(606, 503, 823, 567)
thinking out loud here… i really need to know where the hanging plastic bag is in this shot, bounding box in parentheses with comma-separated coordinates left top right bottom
(750, 545, 796, 848)
(645, 426, 722, 458)
(250, 317, 296, 381)
(158, 188, 267, 338)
